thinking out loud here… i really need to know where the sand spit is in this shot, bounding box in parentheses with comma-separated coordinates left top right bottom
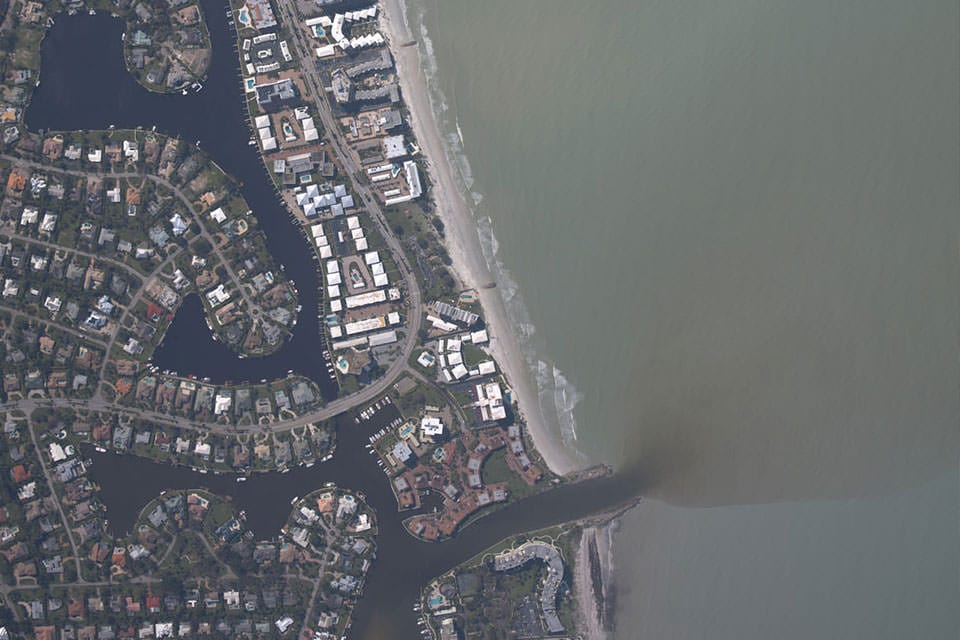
(575, 523, 617, 640)
(379, 0, 576, 475)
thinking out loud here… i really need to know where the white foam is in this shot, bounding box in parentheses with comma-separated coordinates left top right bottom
(412, 4, 586, 465)
(480, 219, 586, 461)
(416, 7, 479, 196)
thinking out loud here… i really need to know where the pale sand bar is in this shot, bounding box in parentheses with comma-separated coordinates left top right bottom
(379, 0, 576, 475)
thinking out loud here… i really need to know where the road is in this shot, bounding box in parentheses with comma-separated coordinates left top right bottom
(0, 4, 436, 429)
(25, 413, 85, 581)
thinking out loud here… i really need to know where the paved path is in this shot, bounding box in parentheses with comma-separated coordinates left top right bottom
(1, 230, 147, 279)
(25, 414, 85, 582)
(0, 303, 109, 349)
(0, 5, 443, 432)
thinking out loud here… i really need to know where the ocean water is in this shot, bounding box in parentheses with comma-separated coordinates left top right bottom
(405, 0, 959, 638)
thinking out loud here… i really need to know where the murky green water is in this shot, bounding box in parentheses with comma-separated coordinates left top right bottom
(406, 0, 959, 637)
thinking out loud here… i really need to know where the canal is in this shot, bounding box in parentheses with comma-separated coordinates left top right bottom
(86, 408, 641, 638)
(25, 4, 641, 638)
(27, 3, 337, 398)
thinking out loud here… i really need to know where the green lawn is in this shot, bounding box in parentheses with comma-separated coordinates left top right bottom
(480, 449, 536, 499)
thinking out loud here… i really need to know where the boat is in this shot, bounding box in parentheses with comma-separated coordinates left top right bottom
(236, 477, 247, 483)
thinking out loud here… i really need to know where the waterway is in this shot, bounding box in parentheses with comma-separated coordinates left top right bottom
(84, 408, 640, 638)
(402, 0, 959, 638)
(24, 4, 644, 639)
(26, 2, 959, 639)
(27, 5, 338, 398)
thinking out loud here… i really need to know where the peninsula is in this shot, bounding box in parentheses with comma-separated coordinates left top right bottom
(0, 1, 638, 639)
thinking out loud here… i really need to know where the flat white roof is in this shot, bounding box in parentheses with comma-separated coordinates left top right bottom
(345, 290, 386, 308)
(368, 330, 398, 347)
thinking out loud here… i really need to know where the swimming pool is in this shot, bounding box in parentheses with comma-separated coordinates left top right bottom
(237, 7, 251, 27)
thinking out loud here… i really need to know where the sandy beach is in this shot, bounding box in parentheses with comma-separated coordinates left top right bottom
(574, 526, 611, 640)
(379, 0, 576, 476)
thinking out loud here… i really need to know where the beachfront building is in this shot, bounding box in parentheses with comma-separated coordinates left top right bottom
(475, 382, 507, 422)
(493, 541, 565, 634)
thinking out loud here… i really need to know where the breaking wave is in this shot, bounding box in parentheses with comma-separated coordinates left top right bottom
(411, 3, 587, 463)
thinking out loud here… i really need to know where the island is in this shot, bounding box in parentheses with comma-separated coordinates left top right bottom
(0, 1, 639, 639)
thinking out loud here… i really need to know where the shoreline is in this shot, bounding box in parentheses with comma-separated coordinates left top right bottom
(379, 0, 577, 477)
(572, 507, 624, 640)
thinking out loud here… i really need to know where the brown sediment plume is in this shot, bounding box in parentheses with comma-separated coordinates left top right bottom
(613, 345, 959, 507)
